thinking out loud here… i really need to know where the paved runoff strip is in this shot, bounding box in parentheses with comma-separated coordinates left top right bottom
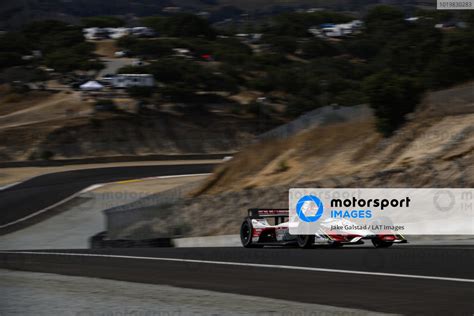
(0, 173, 210, 230)
(0, 182, 109, 229)
(0, 188, 90, 229)
(0, 269, 390, 316)
(2, 251, 473, 283)
(0, 163, 217, 229)
(113, 173, 211, 185)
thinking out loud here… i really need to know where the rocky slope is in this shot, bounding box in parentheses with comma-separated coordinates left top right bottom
(0, 109, 273, 161)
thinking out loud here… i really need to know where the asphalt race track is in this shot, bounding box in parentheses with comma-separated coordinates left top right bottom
(0, 164, 473, 314)
(0, 163, 216, 226)
(1, 246, 473, 314)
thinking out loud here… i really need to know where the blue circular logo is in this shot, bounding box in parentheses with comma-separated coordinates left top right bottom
(296, 195, 324, 222)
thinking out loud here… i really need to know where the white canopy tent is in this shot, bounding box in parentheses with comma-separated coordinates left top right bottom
(80, 81, 104, 91)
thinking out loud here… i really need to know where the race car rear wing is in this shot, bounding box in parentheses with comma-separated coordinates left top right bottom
(247, 208, 289, 218)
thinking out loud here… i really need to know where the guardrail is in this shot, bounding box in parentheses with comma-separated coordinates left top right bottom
(258, 104, 371, 141)
(0, 153, 234, 168)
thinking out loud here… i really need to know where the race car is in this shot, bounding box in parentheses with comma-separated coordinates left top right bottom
(240, 208, 407, 248)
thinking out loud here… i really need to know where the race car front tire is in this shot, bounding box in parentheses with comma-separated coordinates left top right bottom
(296, 235, 315, 248)
(372, 238, 393, 248)
(240, 218, 262, 248)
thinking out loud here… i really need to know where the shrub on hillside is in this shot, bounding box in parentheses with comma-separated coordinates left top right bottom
(127, 86, 154, 98)
(142, 14, 216, 38)
(81, 16, 125, 28)
(363, 71, 422, 136)
(285, 96, 321, 118)
(94, 99, 117, 111)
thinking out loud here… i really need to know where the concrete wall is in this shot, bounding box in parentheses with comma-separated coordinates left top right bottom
(104, 180, 202, 239)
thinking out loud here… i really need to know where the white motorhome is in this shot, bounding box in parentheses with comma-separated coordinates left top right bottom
(83, 27, 110, 40)
(111, 74, 155, 88)
(107, 27, 130, 39)
(321, 26, 343, 37)
(312, 20, 363, 38)
(130, 27, 155, 37)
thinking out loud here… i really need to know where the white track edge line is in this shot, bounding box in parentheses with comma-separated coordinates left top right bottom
(116, 173, 211, 183)
(1, 251, 473, 283)
(0, 182, 20, 191)
(0, 189, 91, 229)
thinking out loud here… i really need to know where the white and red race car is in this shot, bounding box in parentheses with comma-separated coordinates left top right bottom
(240, 208, 407, 248)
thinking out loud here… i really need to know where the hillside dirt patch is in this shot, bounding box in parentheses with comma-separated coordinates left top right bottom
(0, 91, 91, 129)
(0, 88, 61, 117)
(94, 40, 118, 58)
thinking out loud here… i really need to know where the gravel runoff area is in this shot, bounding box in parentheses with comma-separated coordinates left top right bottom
(0, 269, 394, 316)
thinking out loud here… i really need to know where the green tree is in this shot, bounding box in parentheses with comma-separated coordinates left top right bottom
(122, 40, 173, 58)
(127, 86, 155, 98)
(342, 37, 379, 59)
(23, 20, 84, 53)
(263, 36, 298, 54)
(141, 16, 168, 35)
(142, 14, 215, 38)
(301, 39, 338, 58)
(117, 65, 148, 74)
(365, 6, 405, 33)
(19, 20, 102, 72)
(363, 71, 422, 136)
(0, 52, 24, 69)
(286, 96, 321, 118)
(269, 11, 352, 37)
(0, 32, 31, 54)
(364, 6, 407, 46)
(376, 22, 442, 76)
(81, 16, 125, 28)
(423, 28, 474, 88)
(94, 99, 116, 111)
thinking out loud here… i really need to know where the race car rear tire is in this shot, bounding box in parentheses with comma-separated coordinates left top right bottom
(297, 235, 315, 248)
(372, 238, 393, 248)
(240, 218, 262, 248)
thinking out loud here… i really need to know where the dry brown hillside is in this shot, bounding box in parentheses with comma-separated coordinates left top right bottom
(0, 85, 281, 161)
(0, 111, 267, 161)
(115, 82, 474, 239)
(199, 82, 474, 195)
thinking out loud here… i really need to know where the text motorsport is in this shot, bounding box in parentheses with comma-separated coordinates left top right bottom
(289, 188, 474, 235)
(329, 196, 411, 219)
